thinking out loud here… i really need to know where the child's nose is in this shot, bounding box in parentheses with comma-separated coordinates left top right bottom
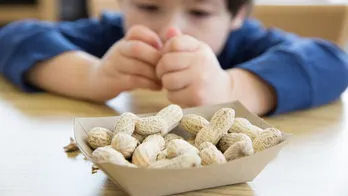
(158, 15, 185, 44)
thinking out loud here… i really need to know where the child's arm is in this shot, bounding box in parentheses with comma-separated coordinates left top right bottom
(224, 19, 348, 115)
(157, 22, 348, 115)
(0, 15, 117, 92)
(0, 13, 162, 101)
(226, 68, 277, 116)
(25, 50, 101, 101)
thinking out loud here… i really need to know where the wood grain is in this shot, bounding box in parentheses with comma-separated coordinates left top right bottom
(0, 76, 347, 196)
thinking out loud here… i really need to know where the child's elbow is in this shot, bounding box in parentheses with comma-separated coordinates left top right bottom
(311, 39, 348, 106)
(331, 57, 348, 96)
(326, 42, 348, 92)
(336, 56, 348, 94)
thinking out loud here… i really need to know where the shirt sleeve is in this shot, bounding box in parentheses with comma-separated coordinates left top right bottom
(0, 12, 125, 92)
(220, 19, 348, 115)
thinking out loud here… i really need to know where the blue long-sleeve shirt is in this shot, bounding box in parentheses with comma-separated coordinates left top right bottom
(0, 12, 347, 115)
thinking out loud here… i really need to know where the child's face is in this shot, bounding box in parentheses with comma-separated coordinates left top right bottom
(119, 0, 245, 55)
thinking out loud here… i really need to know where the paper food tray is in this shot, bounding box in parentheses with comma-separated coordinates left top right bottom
(74, 101, 292, 196)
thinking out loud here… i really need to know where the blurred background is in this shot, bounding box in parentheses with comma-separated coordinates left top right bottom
(0, 0, 347, 50)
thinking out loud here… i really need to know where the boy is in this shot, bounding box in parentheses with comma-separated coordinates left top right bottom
(0, 0, 347, 116)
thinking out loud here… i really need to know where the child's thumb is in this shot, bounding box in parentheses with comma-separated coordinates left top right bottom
(166, 27, 182, 40)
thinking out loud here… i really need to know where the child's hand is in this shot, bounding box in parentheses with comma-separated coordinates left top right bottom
(91, 25, 163, 101)
(156, 29, 233, 107)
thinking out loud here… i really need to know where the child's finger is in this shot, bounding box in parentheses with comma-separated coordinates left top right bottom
(166, 27, 182, 41)
(125, 25, 163, 50)
(156, 53, 192, 78)
(120, 40, 162, 66)
(122, 74, 162, 91)
(162, 35, 200, 54)
(161, 70, 193, 91)
(117, 57, 158, 82)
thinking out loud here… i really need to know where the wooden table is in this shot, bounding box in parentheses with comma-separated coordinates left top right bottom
(0, 76, 347, 196)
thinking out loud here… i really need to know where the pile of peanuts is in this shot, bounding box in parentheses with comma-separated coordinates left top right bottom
(87, 104, 283, 169)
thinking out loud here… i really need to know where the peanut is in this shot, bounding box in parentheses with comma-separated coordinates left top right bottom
(195, 108, 235, 147)
(229, 118, 251, 132)
(163, 133, 184, 147)
(186, 137, 196, 146)
(157, 149, 168, 160)
(253, 128, 282, 152)
(197, 141, 215, 151)
(218, 133, 252, 152)
(267, 127, 283, 137)
(111, 133, 139, 159)
(224, 140, 254, 161)
(180, 114, 209, 135)
(199, 142, 227, 166)
(143, 134, 166, 150)
(156, 104, 183, 135)
(228, 118, 262, 140)
(113, 112, 139, 136)
(166, 139, 199, 159)
(132, 133, 145, 143)
(149, 152, 202, 169)
(92, 146, 137, 168)
(131, 136, 164, 167)
(87, 127, 113, 149)
(135, 116, 168, 136)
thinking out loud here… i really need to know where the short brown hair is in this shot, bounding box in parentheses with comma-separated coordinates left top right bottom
(226, 0, 253, 17)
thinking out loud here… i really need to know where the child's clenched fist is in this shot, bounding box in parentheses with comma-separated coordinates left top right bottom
(90, 25, 163, 101)
(156, 29, 233, 107)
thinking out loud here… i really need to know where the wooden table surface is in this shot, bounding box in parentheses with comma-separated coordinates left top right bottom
(0, 76, 348, 196)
